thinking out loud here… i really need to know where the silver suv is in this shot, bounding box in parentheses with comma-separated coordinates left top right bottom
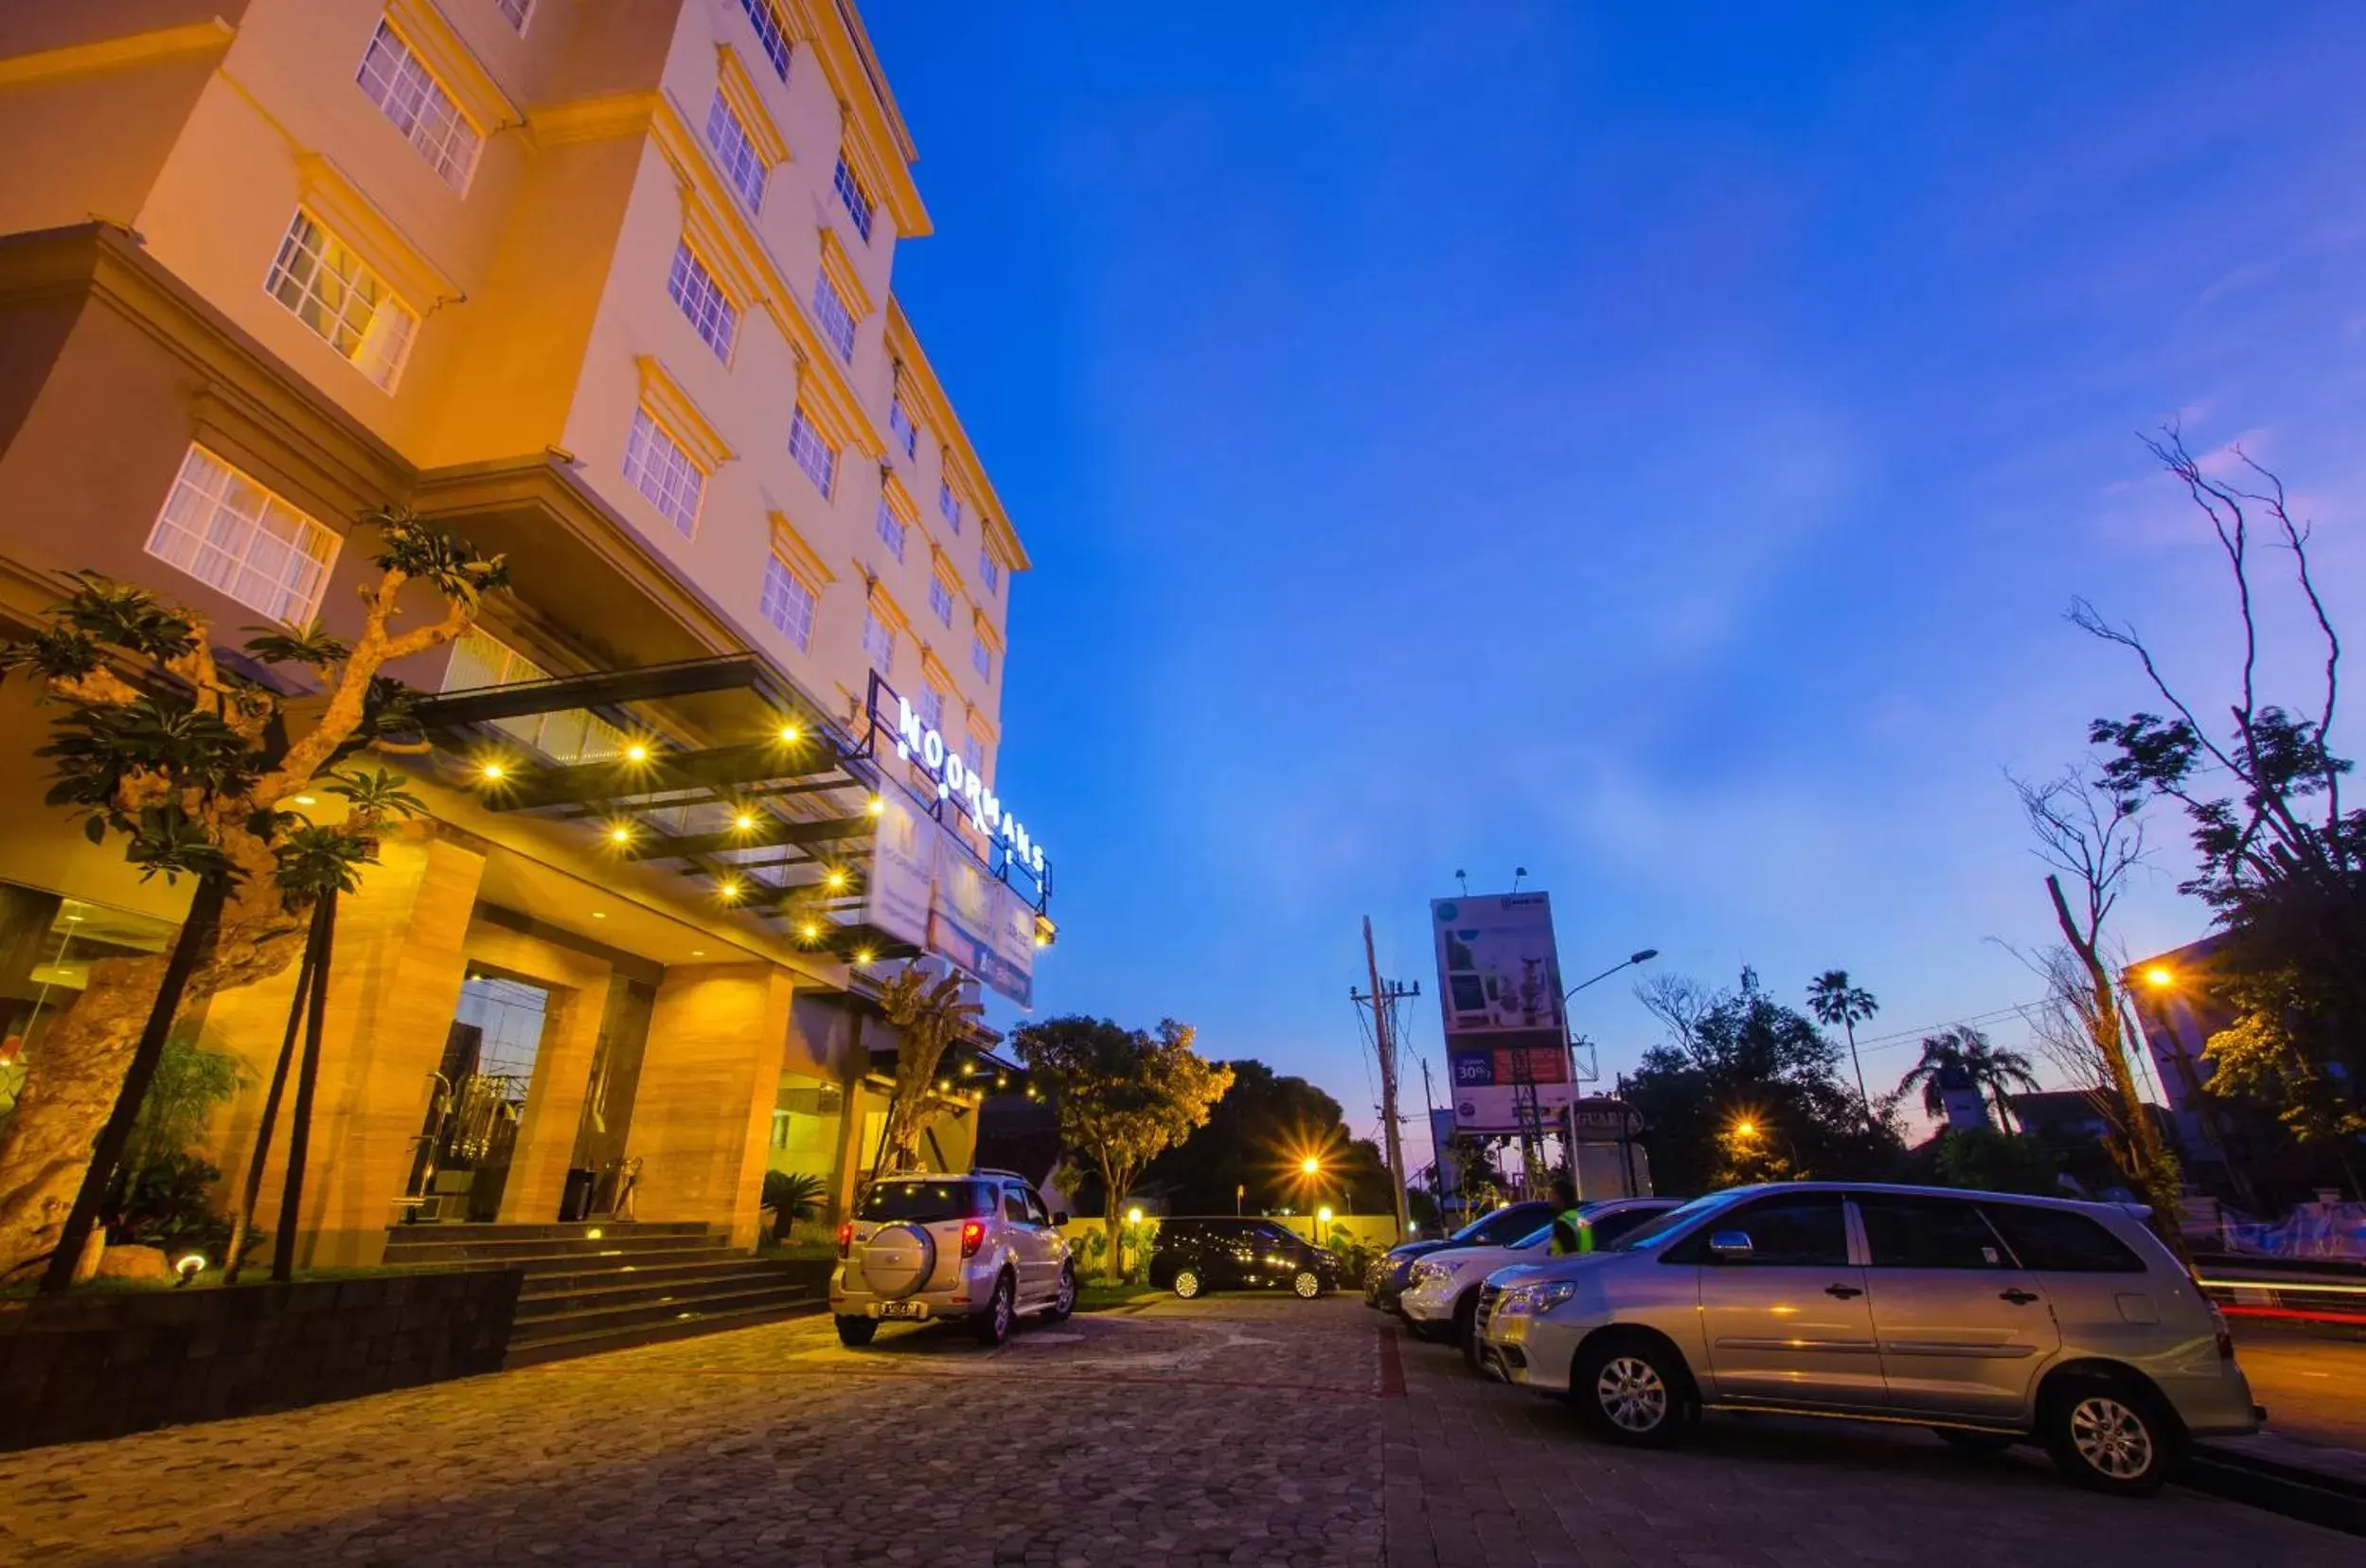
(1480, 1182, 2260, 1495)
(830, 1170, 1076, 1347)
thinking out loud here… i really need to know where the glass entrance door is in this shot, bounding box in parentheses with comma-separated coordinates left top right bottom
(420, 973, 552, 1222)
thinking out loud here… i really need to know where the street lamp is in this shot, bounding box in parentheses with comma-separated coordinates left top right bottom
(1297, 1155, 1325, 1244)
(1558, 948, 1659, 1197)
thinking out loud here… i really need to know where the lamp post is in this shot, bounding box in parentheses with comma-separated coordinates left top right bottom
(1560, 949, 1658, 1197)
(1298, 1155, 1324, 1244)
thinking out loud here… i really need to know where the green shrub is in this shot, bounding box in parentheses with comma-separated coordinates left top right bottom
(761, 1170, 827, 1240)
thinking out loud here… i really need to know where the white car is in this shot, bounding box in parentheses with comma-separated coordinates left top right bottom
(829, 1169, 1075, 1347)
(1403, 1198, 1681, 1358)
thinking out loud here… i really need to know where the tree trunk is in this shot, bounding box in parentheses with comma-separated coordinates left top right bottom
(37, 875, 229, 1294)
(223, 907, 321, 1285)
(2048, 874, 2190, 1264)
(272, 888, 337, 1283)
(1099, 1155, 1130, 1281)
(0, 870, 308, 1280)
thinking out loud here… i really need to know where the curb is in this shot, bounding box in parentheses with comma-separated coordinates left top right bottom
(2182, 1443, 2366, 1537)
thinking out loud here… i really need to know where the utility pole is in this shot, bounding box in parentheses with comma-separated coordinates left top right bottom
(1354, 916, 1416, 1241)
(1418, 1055, 1441, 1218)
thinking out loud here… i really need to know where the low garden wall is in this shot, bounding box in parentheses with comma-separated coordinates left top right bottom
(0, 1268, 523, 1452)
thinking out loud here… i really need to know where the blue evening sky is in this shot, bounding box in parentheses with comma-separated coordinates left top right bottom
(865, 2, 2366, 1171)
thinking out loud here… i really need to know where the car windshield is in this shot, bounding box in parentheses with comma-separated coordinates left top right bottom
(1451, 1206, 1541, 1247)
(1509, 1225, 1552, 1250)
(1605, 1191, 1738, 1252)
(859, 1181, 992, 1222)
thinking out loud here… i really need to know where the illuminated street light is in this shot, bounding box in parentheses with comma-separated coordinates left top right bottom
(1300, 1156, 1322, 1177)
(2144, 966, 2176, 989)
(1126, 1206, 1144, 1225)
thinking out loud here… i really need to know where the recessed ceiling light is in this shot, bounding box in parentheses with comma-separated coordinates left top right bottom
(690, 949, 705, 956)
(777, 722, 800, 743)
(735, 812, 756, 830)
(625, 742, 649, 762)
(481, 761, 506, 780)
(294, 795, 316, 807)
(591, 912, 606, 919)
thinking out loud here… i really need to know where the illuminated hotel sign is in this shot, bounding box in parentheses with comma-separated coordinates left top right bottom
(892, 695, 1047, 878)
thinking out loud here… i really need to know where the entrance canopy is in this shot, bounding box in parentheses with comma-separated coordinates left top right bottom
(411, 652, 917, 961)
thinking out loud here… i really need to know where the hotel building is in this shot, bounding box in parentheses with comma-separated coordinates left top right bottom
(0, 0, 1038, 1282)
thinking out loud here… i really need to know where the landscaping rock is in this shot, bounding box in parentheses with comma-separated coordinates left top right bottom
(95, 1245, 170, 1281)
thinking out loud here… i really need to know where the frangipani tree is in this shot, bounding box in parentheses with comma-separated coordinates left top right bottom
(874, 968, 984, 1175)
(0, 510, 506, 1284)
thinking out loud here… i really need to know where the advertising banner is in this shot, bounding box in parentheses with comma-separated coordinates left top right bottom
(1432, 894, 1571, 1134)
(868, 791, 1037, 1007)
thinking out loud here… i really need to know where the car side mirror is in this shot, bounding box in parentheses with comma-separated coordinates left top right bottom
(1052, 1211, 1068, 1226)
(1707, 1230, 1752, 1259)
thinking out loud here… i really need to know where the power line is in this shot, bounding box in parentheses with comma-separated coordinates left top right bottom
(1845, 1000, 2054, 1056)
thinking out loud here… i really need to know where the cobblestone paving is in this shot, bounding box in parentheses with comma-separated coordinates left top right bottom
(0, 1295, 2356, 1567)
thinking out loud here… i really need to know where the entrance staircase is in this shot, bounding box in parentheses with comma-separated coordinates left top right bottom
(381, 1221, 831, 1367)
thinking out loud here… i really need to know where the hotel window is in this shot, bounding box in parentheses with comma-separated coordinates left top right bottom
(978, 549, 1001, 597)
(971, 633, 993, 683)
(962, 734, 985, 775)
(788, 407, 836, 496)
(496, 0, 534, 30)
(833, 155, 874, 242)
(889, 397, 918, 458)
(144, 445, 339, 624)
(929, 573, 954, 627)
(623, 407, 705, 535)
(737, 0, 792, 80)
(937, 479, 963, 535)
(704, 91, 767, 213)
(861, 607, 897, 674)
(264, 211, 418, 390)
(356, 20, 482, 192)
(875, 498, 906, 561)
(760, 553, 818, 652)
(813, 270, 857, 363)
(667, 241, 737, 362)
(920, 683, 947, 732)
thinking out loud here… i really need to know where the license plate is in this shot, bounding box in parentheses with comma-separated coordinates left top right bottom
(878, 1301, 925, 1320)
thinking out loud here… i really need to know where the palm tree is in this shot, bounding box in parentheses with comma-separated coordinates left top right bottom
(1806, 971, 1879, 1116)
(1898, 1025, 2044, 1131)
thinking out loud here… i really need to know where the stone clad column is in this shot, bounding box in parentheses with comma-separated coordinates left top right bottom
(634, 962, 794, 1249)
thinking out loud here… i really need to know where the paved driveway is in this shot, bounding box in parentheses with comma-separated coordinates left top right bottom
(0, 1294, 2351, 1566)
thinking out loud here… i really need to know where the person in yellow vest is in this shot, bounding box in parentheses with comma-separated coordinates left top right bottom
(1548, 1178, 1592, 1256)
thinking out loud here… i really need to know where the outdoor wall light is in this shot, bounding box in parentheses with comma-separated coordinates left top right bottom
(2144, 966, 2176, 989)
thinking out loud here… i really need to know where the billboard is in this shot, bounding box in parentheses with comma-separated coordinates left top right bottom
(865, 791, 1037, 1007)
(1432, 893, 1571, 1134)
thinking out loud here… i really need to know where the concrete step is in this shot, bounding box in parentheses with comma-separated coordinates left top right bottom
(503, 1298, 825, 1368)
(516, 1256, 801, 1296)
(383, 1232, 732, 1269)
(510, 1276, 824, 1340)
(516, 1262, 819, 1318)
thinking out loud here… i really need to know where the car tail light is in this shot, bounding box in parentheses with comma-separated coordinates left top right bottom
(960, 1220, 986, 1258)
(836, 1221, 853, 1257)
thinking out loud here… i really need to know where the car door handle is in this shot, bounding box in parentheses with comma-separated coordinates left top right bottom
(1999, 1289, 2040, 1306)
(1824, 1284, 1864, 1299)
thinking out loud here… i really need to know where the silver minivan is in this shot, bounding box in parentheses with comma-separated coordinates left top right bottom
(1481, 1182, 2259, 1494)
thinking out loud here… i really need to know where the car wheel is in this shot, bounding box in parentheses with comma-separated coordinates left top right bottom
(1935, 1428, 2018, 1455)
(1173, 1267, 1203, 1299)
(2042, 1377, 2176, 1496)
(974, 1272, 1016, 1346)
(1454, 1291, 1483, 1363)
(1573, 1336, 1688, 1449)
(834, 1315, 877, 1348)
(1291, 1269, 1322, 1299)
(1045, 1264, 1076, 1321)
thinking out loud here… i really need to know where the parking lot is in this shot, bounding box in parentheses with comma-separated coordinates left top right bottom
(0, 1294, 2353, 1567)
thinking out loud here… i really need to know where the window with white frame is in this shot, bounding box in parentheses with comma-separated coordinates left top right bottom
(929, 574, 954, 627)
(704, 90, 766, 213)
(788, 407, 836, 495)
(937, 479, 963, 535)
(813, 270, 856, 362)
(145, 445, 339, 623)
(833, 155, 874, 242)
(737, 0, 792, 80)
(495, 0, 535, 31)
(667, 241, 737, 361)
(978, 548, 1001, 597)
(264, 211, 418, 389)
(875, 498, 906, 561)
(356, 20, 482, 191)
(760, 553, 818, 651)
(861, 607, 897, 673)
(970, 633, 993, 683)
(889, 397, 917, 458)
(623, 407, 704, 534)
(920, 683, 946, 732)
